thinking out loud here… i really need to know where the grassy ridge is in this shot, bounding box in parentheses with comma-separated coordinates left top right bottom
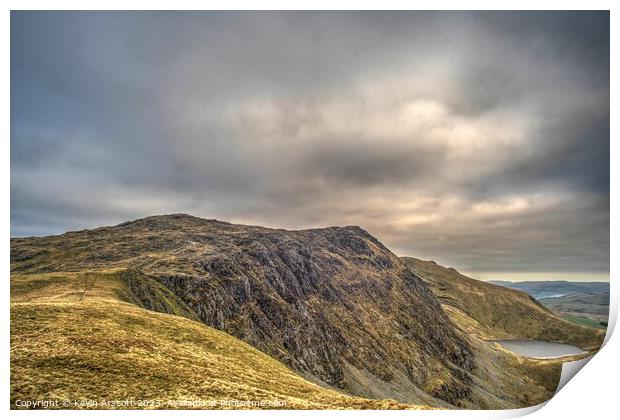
(402, 258, 605, 351)
(10, 270, 423, 410)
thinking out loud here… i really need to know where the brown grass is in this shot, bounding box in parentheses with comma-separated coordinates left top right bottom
(10, 271, 426, 410)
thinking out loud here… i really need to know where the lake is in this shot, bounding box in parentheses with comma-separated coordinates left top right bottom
(495, 339, 587, 359)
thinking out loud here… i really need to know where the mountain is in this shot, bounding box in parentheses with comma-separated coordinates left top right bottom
(11, 214, 473, 407)
(10, 214, 603, 409)
(403, 258, 605, 350)
(11, 269, 418, 409)
(489, 280, 609, 300)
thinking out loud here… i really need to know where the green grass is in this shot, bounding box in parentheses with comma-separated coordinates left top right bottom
(561, 315, 607, 330)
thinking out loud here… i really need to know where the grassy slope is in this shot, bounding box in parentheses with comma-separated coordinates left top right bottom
(10, 271, 422, 410)
(561, 315, 607, 330)
(402, 258, 605, 350)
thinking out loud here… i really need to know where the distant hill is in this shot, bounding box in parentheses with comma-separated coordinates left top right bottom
(489, 280, 609, 300)
(540, 293, 609, 322)
(488, 280, 610, 329)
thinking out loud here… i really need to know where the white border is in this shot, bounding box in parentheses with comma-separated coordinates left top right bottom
(3, 2, 617, 419)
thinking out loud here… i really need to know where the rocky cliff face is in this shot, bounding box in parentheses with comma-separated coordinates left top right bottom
(11, 214, 476, 406)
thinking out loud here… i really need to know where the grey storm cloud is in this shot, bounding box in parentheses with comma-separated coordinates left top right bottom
(10, 11, 609, 276)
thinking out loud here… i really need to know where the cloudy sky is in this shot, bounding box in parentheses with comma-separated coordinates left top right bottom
(11, 11, 609, 280)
